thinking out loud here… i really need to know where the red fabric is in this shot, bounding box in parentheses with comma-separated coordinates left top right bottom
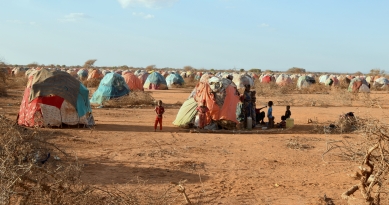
(262, 75, 271, 83)
(197, 106, 209, 128)
(36, 95, 64, 109)
(194, 82, 219, 125)
(219, 85, 240, 123)
(155, 106, 165, 117)
(123, 73, 144, 91)
(154, 116, 162, 130)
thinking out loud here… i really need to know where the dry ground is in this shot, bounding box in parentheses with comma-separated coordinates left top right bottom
(1, 85, 389, 205)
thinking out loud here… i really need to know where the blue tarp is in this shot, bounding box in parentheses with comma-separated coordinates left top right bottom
(90, 73, 130, 105)
(166, 73, 185, 87)
(143, 72, 167, 89)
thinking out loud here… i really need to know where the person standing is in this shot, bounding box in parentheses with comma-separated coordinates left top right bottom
(285, 105, 292, 119)
(196, 100, 209, 129)
(267, 101, 274, 128)
(154, 100, 165, 131)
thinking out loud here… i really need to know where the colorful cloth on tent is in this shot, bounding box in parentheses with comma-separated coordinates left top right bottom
(90, 73, 130, 105)
(173, 98, 198, 126)
(123, 73, 143, 91)
(194, 82, 219, 125)
(143, 72, 168, 90)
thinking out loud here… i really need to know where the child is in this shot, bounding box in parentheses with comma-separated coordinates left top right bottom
(267, 101, 274, 128)
(285, 105, 291, 119)
(154, 100, 165, 131)
(279, 116, 286, 128)
(197, 100, 209, 129)
(236, 95, 245, 130)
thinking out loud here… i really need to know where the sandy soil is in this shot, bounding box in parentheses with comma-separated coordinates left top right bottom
(1, 86, 389, 205)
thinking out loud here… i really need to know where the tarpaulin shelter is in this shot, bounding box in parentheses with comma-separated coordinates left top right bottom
(18, 69, 94, 127)
(373, 77, 389, 88)
(297, 75, 316, 89)
(87, 69, 103, 80)
(325, 75, 339, 87)
(138, 72, 149, 85)
(319, 75, 329, 84)
(77, 69, 88, 80)
(276, 74, 293, 86)
(90, 73, 130, 105)
(123, 72, 144, 91)
(261, 75, 272, 83)
(143, 72, 168, 90)
(166, 72, 185, 87)
(173, 76, 240, 128)
(348, 77, 369, 92)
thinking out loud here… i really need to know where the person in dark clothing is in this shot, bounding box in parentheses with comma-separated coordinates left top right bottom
(255, 106, 267, 124)
(285, 105, 291, 119)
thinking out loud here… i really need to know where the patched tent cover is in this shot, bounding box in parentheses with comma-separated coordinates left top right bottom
(297, 75, 316, 89)
(143, 72, 168, 90)
(173, 76, 240, 128)
(18, 68, 93, 127)
(123, 72, 143, 91)
(77, 69, 88, 79)
(348, 77, 369, 92)
(276, 74, 292, 86)
(87, 69, 103, 80)
(90, 73, 130, 105)
(166, 72, 185, 87)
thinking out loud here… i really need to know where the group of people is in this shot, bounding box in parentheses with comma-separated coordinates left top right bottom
(152, 85, 293, 131)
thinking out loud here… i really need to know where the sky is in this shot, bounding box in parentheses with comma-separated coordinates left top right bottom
(0, 0, 388, 73)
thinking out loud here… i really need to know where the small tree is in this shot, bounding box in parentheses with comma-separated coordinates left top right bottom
(183, 66, 193, 71)
(354, 71, 363, 76)
(287, 67, 306, 73)
(145, 65, 156, 71)
(83, 59, 97, 69)
(239, 68, 245, 72)
(249, 68, 261, 73)
(27, 62, 39, 68)
(369, 68, 385, 76)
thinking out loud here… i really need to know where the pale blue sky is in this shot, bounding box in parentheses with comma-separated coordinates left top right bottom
(0, 0, 388, 73)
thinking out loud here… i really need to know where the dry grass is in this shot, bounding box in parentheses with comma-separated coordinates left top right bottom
(81, 79, 101, 88)
(183, 77, 198, 89)
(0, 115, 212, 204)
(6, 76, 28, 89)
(104, 91, 155, 108)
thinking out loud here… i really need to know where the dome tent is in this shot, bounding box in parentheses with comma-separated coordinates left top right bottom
(18, 69, 94, 127)
(90, 73, 130, 105)
(173, 75, 240, 129)
(166, 72, 185, 87)
(276, 74, 292, 86)
(297, 75, 316, 89)
(348, 77, 370, 93)
(143, 72, 168, 90)
(123, 72, 144, 91)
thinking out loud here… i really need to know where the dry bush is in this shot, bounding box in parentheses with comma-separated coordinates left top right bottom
(322, 116, 389, 204)
(104, 91, 155, 108)
(0, 115, 210, 205)
(81, 79, 101, 88)
(6, 76, 28, 89)
(286, 137, 314, 150)
(0, 115, 95, 204)
(183, 77, 197, 89)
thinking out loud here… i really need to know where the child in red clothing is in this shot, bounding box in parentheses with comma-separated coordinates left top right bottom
(196, 100, 209, 129)
(154, 100, 165, 131)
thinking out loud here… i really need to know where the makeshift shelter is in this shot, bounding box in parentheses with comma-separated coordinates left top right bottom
(276, 74, 293, 86)
(87, 69, 103, 80)
(123, 72, 144, 91)
(90, 73, 130, 105)
(319, 75, 329, 84)
(166, 72, 185, 87)
(348, 77, 369, 93)
(325, 75, 339, 87)
(77, 69, 88, 80)
(173, 76, 240, 129)
(232, 74, 254, 90)
(143, 72, 168, 90)
(297, 75, 316, 89)
(261, 75, 272, 83)
(18, 69, 94, 127)
(373, 77, 389, 88)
